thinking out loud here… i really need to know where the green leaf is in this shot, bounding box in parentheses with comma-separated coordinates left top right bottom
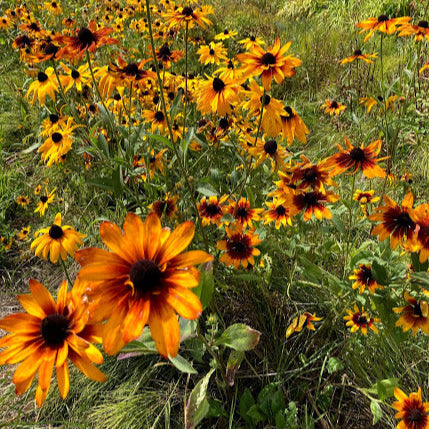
(185, 368, 215, 429)
(376, 378, 398, 401)
(371, 259, 389, 286)
(192, 262, 214, 309)
(239, 388, 255, 422)
(87, 177, 115, 193)
(112, 166, 123, 197)
(169, 354, 197, 374)
(411, 252, 429, 273)
(270, 389, 286, 416)
(144, 133, 174, 150)
(96, 132, 110, 158)
(246, 405, 266, 424)
(196, 183, 218, 197)
(226, 350, 244, 387)
(214, 323, 261, 351)
(370, 399, 383, 425)
(327, 357, 344, 374)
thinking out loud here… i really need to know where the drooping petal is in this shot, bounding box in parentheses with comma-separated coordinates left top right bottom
(122, 297, 150, 344)
(29, 279, 56, 315)
(56, 361, 69, 399)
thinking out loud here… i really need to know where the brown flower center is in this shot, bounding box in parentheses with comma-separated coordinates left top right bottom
(418, 20, 429, 28)
(154, 111, 164, 122)
(303, 168, 318, 183)
(264, 139, 277, 156)
(212, 77, 225, 92)
(206, 203, 221, 216)
(49, 224, 64, 239)
(182, 6, 193, 16)
(357, 315, 368, 324)
(129, 259, 161, 294)
(261, 52, 276, 66)
(226, 234, 253, 260)
(40, 195, 48, 203)
(354, 49, 362, 56)
(303, 192, 318, 206)
(219, 118, 229, 129)
(377, 15, 389, 22)
(394, 212, 414, 229)
(330, 101, 339, 108)
(413, 303, 423, 317)
(275, 205, 286, 216)
(349, 147, 365, 162)
(49, 114, 59, 123)
(260, 94, 271, 105)
(52, 132, 63, 143)
(124, 63, 139, 76)
(78, 27, 96, 48)
(40, 314, 70, 347)
(209, 48, 215, 55)
(38, 71, 48, 82)
(158, 44, 172, 59)
(409, 408, 422, 422)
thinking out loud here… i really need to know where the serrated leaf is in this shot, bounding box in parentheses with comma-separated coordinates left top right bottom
(327, 357, 344, 374)
(370, 399, 382, 425)
(185, 368, 215, 429)
(214, 324, 261, 351)
(169, 354, 197, 374)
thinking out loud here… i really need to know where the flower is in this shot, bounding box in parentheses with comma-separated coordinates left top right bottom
(148, 194, 178, 219)
(393, 291, 429, 336)
(197, 41, 228, 65)
(359, 95, 398, 113)
(147, 149, 167, 179)
(44, 1, 62, 15)
(197, 195, 228, 226)
(353, 189, 380, 216)
(263, 198, 292, 229)
(397, 20, 429, 42)
(0, 279, 106, 407)
(369, 191, 416, 250)
(34, 188, 56, 217)
(16, 195, 30, 207)
(55, 21, 118, 59)
(214, 29, 238, 41)
(26, 68, 58, 106)
(75, 213, 213, 358)
(164, 5, 213, 29)
(31, 213, 86, 263)
(238, 36, 265, 50)
(324, 138, 386, 178)
(17, 226, 31, 241)
(340, 49, 378, 65)
(286, 313, 322, 338)
(321, 99, 346, 116)
(280, 106, 309, 145)
(216, 224, 261, 269)
(237, 38, 301, 91)
(59, 63, 91, 92)
(356, 15, 411, 42)
(142, 110, 168, 133)
(249, 138, 289, 171)
(344, 304, 380, 334)
(393, 387, 429, 429)
(349, 264, 384, 294)
(410, 204, 429, 262)
(290, 155, 334, 192)
(197, 76, 240, 117)
(226, 198, 263, 228)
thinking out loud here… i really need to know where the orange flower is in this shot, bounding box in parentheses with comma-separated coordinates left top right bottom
(280, 106, 309, 145)
(75, 213, 213, 358)
(216, 224, 261, 269)
(344, 304, 380, 335)
(410, 203, 429, 263)
(226, 198, 263, 228)
(0, 279, 105, 407)
(398, 20, 429, 42)
(237, 38, 301, 91)
(324, 137, 386, 178)
(263, 198, 293, 229)
(340, 48, 378, 65)
(290, 155, 335, 192)
(393, 291, 429, 336)
(369, 192, 416, 250)
(349, 264, 384, 294)
(321, 100, 346, 116)
(356, 15, 411, 42)
(393, 387, 429, 429)
(198, 195, 228, 227)
(286, 313, 322, 338)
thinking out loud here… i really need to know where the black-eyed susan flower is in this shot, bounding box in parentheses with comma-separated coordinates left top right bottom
(17, 226, 31, 241)
(393, 387, 429, 429)
(410, 204, 429, 263)
(280, 106, 309, 145)
(290, 156, 334, 192)
(359, 95, 398, 113)
(197, 76, 240, 117)
(44, 1, 62, 15)
(398, 20, 429, 41)
(324, 137, 387, 178)
(321, 99, 346, 116)
(340, 49, 378, 65)
(349, 264, 384, 294)
(344, 304, 380, 335)
(214, 59, 242, 80)
(164, 5, 213, 29)
(249, 138, 289, 171)
(40, 113, 68, 138)
(148, 194, 178, 219)
(237, 38, 301, 91)
(147, 149, 167, 179)
(197, 195, 228, 226)
(393, 291, 429, 336)
(420, 62, 429, 74)
(34, 188, 56, 217)
(216, 223, 261, 269)
(142, 110, 168, 133)
(75, 213, 213, 357)
(0, 236, 13, 251)
(286, 312, 322, 338)
(227, 198, 263, 228)
(353, 189, 379, 216)
(0, 279, 106, 407)
(356, 15, 411, 42)
(263, 198, 292, 229)
(34, 185, 42, 195)
(238, 35, 265, 50)
(108, 56, 154, 85)
(369, 191, 416, 250)
(31, 213, 86, 263)
(214, 29, 238, 41)
(16, 195, 30, 207)
(156, 43, 183, 69)
(197, 41, 228, 65)
(59, 63, 91, 93)
(26, 68, 58, 106)
(54, 21, 118, 60)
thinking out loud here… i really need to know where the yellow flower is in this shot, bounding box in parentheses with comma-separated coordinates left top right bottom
(286, 313, 322, 338)
(26, 68, 58, 106)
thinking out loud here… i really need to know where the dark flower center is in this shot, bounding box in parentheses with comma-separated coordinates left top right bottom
(303, 168, 318, 183)
(223, 29, 229, 34)
(226, 234, 253, 260)
(129, 259, 161, 294)
(209, 49, 215, 55)
(395, 212, 414, 229)
(182, 6, 193, 16)
(89, 104, 96, 112)
(260, 94, 271, 105)
(158, 44, 171, 59)
(124, 63, 139, 76)
(168, 91, 175, 100)
(330, 101, 339, 108)
(357, 315, 368, 324)
(40, 314, 70, 347)
(205, 203, 221, 216)
(30, 22, 40, 31)
(149, 156, 156, 163)
(413, 304, 423, 317)
(236, 207, 248, 218)
(219, 118, 229, 129)
(154, 111, 164, 122)
(349, 147, 365, 162)
(38, 71, 48, 82)
(377, 15, 389, 22)
(261, 52, 276, 66)
(409, 408, 423, 422)
(227, 60, 234, 69)
(354, 49, 362, 56)
(52, 132, 63, 143)
(49, 114, 59, 123)
(40, 195, 48, 203)
(303, 192, 318, 206)
(250, 36, 256, 41)
(52, 2, 57, 7)
(113, 93, 121, 101)
(418, 20, 429, 28)
(49, 224, 64, 239)
(212, 77, 225, 92)
(71, 69, 80, 79)
(78, 27, 96, 48)
(44, 42, 58, 56)
(264, 139, 277, 156)
(360, 266, 373, 284)
(153, 95, 160, 104)
(284, 106, 294, 116)
(275, 205, 286, 216)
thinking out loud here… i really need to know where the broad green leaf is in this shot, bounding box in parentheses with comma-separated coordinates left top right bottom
(239, 388, 255, 422)
(376, 378, 398, 401)
(196, 183, 218, 197)
(226, 350, 244, 387)
(371, 259, 389, 286)
(214, 324, 261, 351)
(169, 354, 197, 374)
(327, 357, 344, 374)
(192, 262, 214, 309)
(370, 399, 383, 425)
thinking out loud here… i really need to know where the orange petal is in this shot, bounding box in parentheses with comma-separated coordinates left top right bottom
(69, 350, 106, 382)
(38, 348, 56, 391)
(168, 250, 213, 269)
(99, 221, 135, 264)
(165, 286, 202, 320)
(122, 298, 150, 344)
(13, 347, 46, 385)
(56, 361, 69, 399)
(29, 279, 56, 315)
(56, 280, 68, 314)
(123, 212, 145, 260)
(149, 299, 180, 358)
(142, 213, 162, 260)
(0, 313, 41, 333)
(157, 221, 195, 265)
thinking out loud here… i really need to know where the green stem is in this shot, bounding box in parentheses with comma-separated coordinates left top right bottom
(183, 21, 189, 134)
(60, 257, 72, 285)
(344, 173, 356, 272)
